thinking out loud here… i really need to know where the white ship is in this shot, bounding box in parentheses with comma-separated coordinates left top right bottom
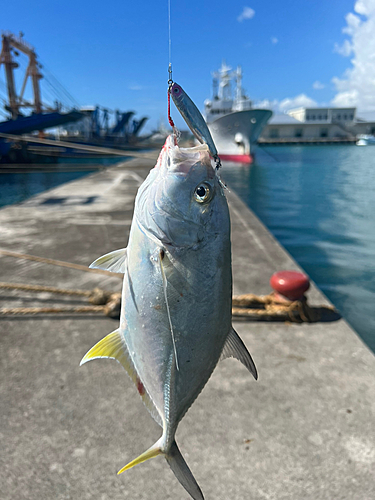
(204, 62, 272, 163)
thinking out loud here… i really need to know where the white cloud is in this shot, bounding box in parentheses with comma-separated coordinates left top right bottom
(271, 37, 279, 44)
(128, 84, 143, 91)
(237, 7, 255, 22)
(334, 39, 353, 56)
(332, 0, 375, 110)
(313, 81, 325, 90)
(278, 94, 318, 112)
(253, 95, 318, 112)
(254, 98, 279, 110)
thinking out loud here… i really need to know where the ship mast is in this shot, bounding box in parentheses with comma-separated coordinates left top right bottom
(235, 66, 242, 103)
(0, 32, 43, 118)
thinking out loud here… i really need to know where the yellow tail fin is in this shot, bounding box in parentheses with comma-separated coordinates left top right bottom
(117, 437, 163, 475)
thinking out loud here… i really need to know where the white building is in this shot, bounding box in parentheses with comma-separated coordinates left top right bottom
(259, 107, 375, 142)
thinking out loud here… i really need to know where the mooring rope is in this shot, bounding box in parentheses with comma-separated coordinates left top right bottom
(0, 280, 333, 322)
(0, 251, 335, 322)
(0, 249, 123, 278)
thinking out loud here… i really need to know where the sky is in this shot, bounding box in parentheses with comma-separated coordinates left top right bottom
(1, 0, 375, 132)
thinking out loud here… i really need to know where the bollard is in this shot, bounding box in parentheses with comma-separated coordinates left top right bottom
(270, 270, 310, 302)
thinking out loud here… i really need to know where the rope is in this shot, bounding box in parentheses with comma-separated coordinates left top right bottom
(0, 282, 121, 318)
(0, 280, 334, 322)
(0, 306, 105, 316)
(0, 282, 92, 298)
(231, 292, 334, 322)
(0, 249, 123, 278)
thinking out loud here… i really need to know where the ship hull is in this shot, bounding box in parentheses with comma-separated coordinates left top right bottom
(207, 109, 272, 163)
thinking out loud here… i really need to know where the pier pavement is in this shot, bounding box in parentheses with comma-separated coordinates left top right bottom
(0, 155, 374, 500)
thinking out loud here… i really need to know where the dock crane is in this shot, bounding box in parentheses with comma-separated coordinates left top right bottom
(0, 31, 44, 118)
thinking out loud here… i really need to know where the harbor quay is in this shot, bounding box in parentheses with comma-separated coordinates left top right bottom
(0, 157, 374, 500)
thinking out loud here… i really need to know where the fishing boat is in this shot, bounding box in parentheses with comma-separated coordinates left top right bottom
(0, 32, 148, 163)
(204, 62, 272, 163)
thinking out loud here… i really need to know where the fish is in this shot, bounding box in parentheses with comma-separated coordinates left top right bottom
(169, 82, 221, 166)
(80, 134, 257, 500)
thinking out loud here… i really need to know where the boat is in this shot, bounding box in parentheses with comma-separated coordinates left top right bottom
(0, 32, 148, 163)
(356, 134, 375, 146)
(204, 62, 272, 163)
(0, 32, 85, 162)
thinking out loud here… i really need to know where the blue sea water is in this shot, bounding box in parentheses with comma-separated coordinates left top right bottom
(0, 170, 95, 209)
(223, 144, 375, 353)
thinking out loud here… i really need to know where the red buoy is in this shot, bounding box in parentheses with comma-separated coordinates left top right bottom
(270, 271, 310, 301)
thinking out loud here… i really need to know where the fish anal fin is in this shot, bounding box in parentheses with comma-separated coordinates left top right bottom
(80, 329, 162, 425)
(220, 327, 258, 380)
(89, 248, 127, 273)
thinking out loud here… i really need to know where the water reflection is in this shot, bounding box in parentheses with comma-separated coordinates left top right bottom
(223, 145, 375, 352)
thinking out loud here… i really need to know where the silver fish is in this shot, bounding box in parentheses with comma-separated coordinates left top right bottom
(80, 135, 257, 499)
(170, 82, 219, 162)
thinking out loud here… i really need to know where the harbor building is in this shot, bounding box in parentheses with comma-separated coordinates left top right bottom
(259, 107, 375, 144)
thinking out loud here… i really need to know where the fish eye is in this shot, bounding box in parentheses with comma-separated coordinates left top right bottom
(174, 87, 179, 93)
(194, 183, 212, 203)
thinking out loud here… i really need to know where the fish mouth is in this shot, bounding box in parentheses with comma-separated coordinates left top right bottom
(160, 135, 212, 174)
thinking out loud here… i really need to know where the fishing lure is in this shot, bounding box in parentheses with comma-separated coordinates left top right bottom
(168, 79, 221, 170)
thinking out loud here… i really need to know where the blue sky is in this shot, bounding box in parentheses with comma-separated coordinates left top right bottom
(1, 0, 374, 132)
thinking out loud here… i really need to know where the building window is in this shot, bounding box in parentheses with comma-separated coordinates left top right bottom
(337, 114, 341, 119)
(320, 128, 328, 138)
(269, 128, 279, 138)
(318, 115, 322, 120)
(312, 115, 316, 120)
(343, 114, 347, 120)
(295, 128, 303, 138)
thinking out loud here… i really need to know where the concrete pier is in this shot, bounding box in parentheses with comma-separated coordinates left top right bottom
(0, 156, 374, 500)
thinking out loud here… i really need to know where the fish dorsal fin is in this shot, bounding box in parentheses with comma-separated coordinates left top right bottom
(89, 248, 127, 273)
(80, 329, 162, 425)
(220, 327, 258, 380)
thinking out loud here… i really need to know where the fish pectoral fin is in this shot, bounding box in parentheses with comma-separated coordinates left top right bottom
(166, 440, 204, 500)
(89, 248, 127, 273)
(80, 329, 162, 426)
(159, 249, 179, 370)
(80, 328, 127, 366)
(220, 327, 258, 380)
(117, 436, 164, 475)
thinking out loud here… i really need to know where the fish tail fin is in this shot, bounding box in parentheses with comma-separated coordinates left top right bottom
(117, 436, 164, 475)
(166, 440, 204, 500)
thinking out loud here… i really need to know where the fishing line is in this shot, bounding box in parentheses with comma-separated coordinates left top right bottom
(168, 0, 172, 71)
(167, 0, 177, 133)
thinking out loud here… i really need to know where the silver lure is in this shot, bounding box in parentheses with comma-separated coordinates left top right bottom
(80, 135, 257, 500)
(170, 82, 220, 163)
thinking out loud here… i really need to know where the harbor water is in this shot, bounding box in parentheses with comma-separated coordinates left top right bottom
(0, 169, 96, 209)
(223, 144, 375, 353)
